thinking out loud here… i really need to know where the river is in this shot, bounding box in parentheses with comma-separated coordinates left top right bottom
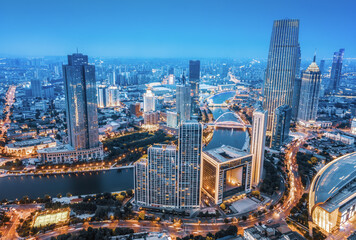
(0, 91, 248, 201)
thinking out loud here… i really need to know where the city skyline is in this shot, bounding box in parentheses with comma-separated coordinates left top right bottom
(0, 0, 355, 59)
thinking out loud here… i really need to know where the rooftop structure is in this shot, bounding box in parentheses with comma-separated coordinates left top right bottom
(309, 152, 356, 233)
(202, 145, 252, 204)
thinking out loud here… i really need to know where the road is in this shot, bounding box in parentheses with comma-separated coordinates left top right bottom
(0, 85, 16, 142)
(0, 204, 42, 240)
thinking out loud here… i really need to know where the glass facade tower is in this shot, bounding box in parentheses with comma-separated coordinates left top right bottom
(328, 48, 345, 91)
(63, 53, 99, 150)
(298, 58, 321, 122)
(189, 60, 200, 116)
(176, 75, 191, 123)
(263, 19, 300, 133)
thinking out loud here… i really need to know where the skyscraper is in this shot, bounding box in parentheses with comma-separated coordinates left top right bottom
(298, 56, 321, 122)
(97, 85, 109, 108)
(63, 53, 100, 150)
(178, 120, 203, 208)
(319, 60, 325, 74)
(328, 48, 345, 91)
(291, 78, 302, 120)
(147, 145, 178, 208)
(189, 60, 200, 116)
(263, 19, 300, 133)
(176, 74, 191, 123)
(271, 105, 292, 149)
(143, 87, 155, 113)
(250, 108, 267, 187)
(31, 79, 42, 98)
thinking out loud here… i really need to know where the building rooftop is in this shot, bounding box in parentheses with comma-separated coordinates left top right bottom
(203, 145, 251, 163)
(7, 137, 55, 148)
(310, 152, 356, 213)
(37, 144, 75, 153)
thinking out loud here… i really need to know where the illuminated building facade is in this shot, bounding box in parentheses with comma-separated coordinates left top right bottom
(297, 57, 321, 122)
(134, 145, 178, 208)
(201, 145, 252, 204)
(263, 19, 300, 133)
(176, 74, 191, 123)
(250, 108, 267, 187)
(178, 120, 203, 208)
(143, 87, 155, 113)
(309, 152, 356, 233)
(63, 53, 100, 151)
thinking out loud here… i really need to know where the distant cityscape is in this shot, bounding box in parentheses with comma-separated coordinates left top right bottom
(0, 12, 356, 240)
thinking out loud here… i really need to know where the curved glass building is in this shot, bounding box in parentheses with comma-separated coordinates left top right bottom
(309, 152, 356, 233)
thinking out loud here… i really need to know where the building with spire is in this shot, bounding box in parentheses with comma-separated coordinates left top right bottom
(298, 55, 321, 122)
(143, 87, 156, 113)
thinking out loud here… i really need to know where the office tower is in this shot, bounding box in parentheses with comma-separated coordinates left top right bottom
(263, 19, 300, 133)
(189, 60, 200, 116)
(291, 78, 302, 120)
(168, 66, 174, 75)
(328, 48, 345, 91)
(143, 87, 155, 113)
(42, 84, 55, 99)
(167, 111, 178, 128)
(271, 105, 292, 149)
(97, 85, 109, 108)
(319, 60, 325, 74)
(296, 44, 301, 78)
(178, 120, 203, 208)
(221, 63, 229, 78)
(250, 108, 267, 187)
(110, 70, 116, 86)
(297, 57, 321, 122)
(63, 53, 99, 150)
(176, 75, 191, 122)
(31, 79, 42, 98)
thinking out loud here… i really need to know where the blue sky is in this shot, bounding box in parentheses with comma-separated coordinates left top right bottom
(0, 0, 355, 59)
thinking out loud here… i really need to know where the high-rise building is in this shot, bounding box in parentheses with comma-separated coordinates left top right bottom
(176, 75, 191, 123)
(42, 84, 55, 99)
(97, 85, 109, 108)
(147, 145, 178, 208)
(63, 53, 100, 150)
(319, 60, 325, 74)
(178, 120, 203, 208)
(263, 19, 300, 133)
(250, 108, 267, 187)
(271, 105, 292, 149)
(143, 87, 155, 113)
(189, 60, 200, 116)
(31, 79, 42, 98)
(328, 49, 345, 91)
(167, 111, 178, 128)
(298, 57, 321, 122)
(144, 111, 159, 125)
(291, 78, 302, 120)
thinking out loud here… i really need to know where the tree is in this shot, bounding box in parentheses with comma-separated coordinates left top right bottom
(66, 192, 72, 198)
(57, 193, 62, 198)
(220, 203, 226, 210)
(138, 211, 145, 220)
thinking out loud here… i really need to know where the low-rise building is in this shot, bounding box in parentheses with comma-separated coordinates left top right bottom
(37, 144, 104, 164)
(324, 132, 355, 145)
(5, 137, 57, 156)
(309, 152, 356, 233)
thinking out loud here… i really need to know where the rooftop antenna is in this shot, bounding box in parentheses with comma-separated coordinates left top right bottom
(76, 47, 79, 54)
(313, 49, 317, 62)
